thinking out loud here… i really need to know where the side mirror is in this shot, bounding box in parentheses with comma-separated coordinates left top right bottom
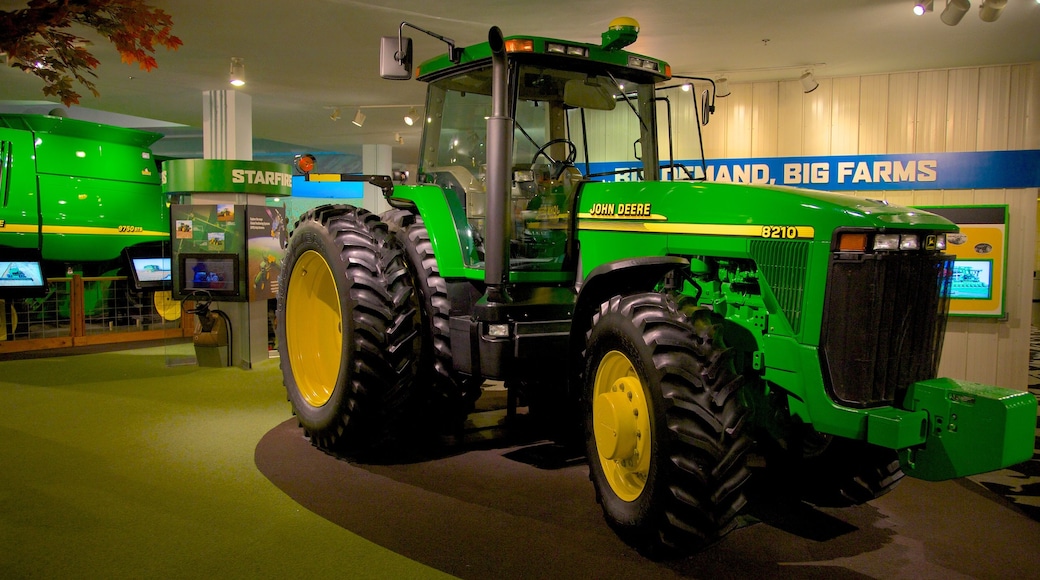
(380, 36, 412, 80)
(700, 89, 713, 126)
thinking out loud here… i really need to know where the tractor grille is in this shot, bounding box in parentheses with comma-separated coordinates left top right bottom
(820, 250, 952, 407)
(749, 239, 811, 334)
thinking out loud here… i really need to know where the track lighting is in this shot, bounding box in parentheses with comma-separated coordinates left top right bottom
(229, 57, 245, 87)
(352, 109, 366, 127)
(913, 0, 934, 15)
(403, 107, 418, 126)
(941, 0, 971, 25)
(329, 107, 341, 121)
(715, 77, 731, 98)
(978, 0, 1006, 22)
(800, 71, 818, 94)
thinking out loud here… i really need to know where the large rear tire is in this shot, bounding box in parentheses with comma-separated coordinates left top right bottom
(383, 209, 482, 428)
(276, 205, 420, 455)
(584, 293, 751, 556)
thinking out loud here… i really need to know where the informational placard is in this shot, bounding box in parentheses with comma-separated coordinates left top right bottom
(919, 205, 1008, 318)
(169, 203, 248, 301)
(246, 206, 287, 301)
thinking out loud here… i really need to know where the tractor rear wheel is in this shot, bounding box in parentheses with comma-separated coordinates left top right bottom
(583, 292, 751, 556)
(276, 205, 421, 456)
(384, 209, 482, 429)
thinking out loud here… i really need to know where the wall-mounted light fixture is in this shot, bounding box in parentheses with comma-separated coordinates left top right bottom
(229, 57, 245, 87)
(913, 0, 934, 15)
(941, 0, 971, 24)
(800, 71, 819, 94)
(979, 0, 1007, 22)
(351, 109, 366, 127)
(403, 107, 418, 126)
(715, 77, 731, 98)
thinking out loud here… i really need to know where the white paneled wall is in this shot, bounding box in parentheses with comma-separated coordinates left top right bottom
(700, 63, 1040, 390)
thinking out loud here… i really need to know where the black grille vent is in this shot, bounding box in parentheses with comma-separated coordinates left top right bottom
(749, 239, 811, 334)
(820, 251, 952, 407)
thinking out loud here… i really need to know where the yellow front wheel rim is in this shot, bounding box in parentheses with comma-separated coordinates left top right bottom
(593, 350, 652, 502)
(286, 250, 342, 408)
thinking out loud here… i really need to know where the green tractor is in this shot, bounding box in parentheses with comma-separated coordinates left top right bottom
(276, 19, 1036, 555)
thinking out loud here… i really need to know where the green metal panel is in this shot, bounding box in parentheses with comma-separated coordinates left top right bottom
(898, 378, 1038, 480)
(37, 174, 168, 262)
(0, 114, 161, 184)
(0, 126, 41, 250)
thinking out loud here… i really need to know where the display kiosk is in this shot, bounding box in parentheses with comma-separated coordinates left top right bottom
(162, 159, 290, 367)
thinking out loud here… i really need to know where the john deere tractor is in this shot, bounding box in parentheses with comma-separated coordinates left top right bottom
(276, 19, 1036, 555)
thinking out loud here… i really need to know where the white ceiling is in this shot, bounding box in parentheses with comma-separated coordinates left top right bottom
(2, 0, 1039, 166)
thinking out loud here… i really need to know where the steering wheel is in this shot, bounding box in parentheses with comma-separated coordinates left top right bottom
(182, 290, 213, 315)
(531, 138, 577, 179)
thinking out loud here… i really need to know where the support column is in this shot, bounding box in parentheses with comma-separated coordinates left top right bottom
(203, 90, 252, 160)
(198, 90, 268, 368)
(362, 143, 393, 214)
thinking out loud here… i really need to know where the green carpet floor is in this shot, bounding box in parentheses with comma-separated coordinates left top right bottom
(0, 343, 452, 579)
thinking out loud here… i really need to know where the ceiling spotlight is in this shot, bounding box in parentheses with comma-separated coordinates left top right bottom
(978, 0, 1006, 22)
(715, 77, 731, 98)
(352, 109, 366, 127)
(394, 132, 404, 145)
(913, 0, 933, 15)
(403, 107, 417, 126)
(800, 71, 819, 94)
(329, 107, 341, 121)
(680, 83, 691, 92)
(229, 57, 245, 87)
(941, 0, 971, 24)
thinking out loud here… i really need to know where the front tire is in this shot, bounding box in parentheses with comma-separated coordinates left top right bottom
(276, 205, 420, 455)
(584, 293, 751, 556)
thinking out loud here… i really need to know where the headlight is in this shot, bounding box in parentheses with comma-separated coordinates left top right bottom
(874, 234, 900, 251)
(935, 234, 947, 250)
(899, 234, 919, 250)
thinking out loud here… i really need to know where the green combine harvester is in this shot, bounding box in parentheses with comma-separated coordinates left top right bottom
(275, 18, 1037, 555)
(0, 114, 169, 332)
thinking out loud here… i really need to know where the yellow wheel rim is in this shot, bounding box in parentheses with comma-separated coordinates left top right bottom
(153, 290, 181, 321)
(286, 250, 343, 408)
(592, 350, 652, 502)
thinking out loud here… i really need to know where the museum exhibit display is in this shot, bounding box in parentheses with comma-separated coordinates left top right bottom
(273, 18, 1037, 556)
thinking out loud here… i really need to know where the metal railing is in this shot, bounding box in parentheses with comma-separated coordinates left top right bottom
(0, 275, 192, 355)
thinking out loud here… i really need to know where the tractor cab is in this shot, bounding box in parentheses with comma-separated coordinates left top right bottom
(395, 19, 706, 274)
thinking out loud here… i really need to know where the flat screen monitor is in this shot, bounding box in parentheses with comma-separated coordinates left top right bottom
(0, 248, 47, 298)
(950, 259, 993, 300)
(122, 244, 172, 291)
(178, 253, 241, 300)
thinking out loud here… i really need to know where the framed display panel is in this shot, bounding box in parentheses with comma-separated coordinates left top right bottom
(177, 253, 242, 300)
(169, 204, 248, 301)
(919, 205, 1008, 318)
(0, 247, 47, 298)
(122, 244, 172, 291)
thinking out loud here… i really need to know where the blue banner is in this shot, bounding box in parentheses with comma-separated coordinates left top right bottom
(586, 150, 1040, 191)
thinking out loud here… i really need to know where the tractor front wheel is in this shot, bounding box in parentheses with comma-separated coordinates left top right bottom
(584, 293, 751, 556)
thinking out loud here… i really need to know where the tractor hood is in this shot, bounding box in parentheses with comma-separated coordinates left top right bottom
(576, 180, 958, 241)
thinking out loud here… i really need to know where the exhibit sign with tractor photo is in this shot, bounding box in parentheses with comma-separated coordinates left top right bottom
(274, 18, 1037, 555)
